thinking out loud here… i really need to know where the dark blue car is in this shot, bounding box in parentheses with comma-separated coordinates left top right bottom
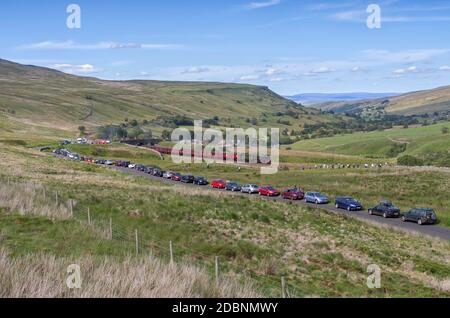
(335, 197, 363, 211)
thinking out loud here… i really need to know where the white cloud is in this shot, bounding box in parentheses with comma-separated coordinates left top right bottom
(243, 0, 281, 10)
(181, 66, 211, 74)
(18, 41, 183, 50)
(439, 65, 450, 71)
(363, 49, 450, 63)
(51, 63, 101, 75)
(269, 77, 283, 82)
(239, 74, 260, 81)
(305, 66, 336, 76)
(331, 9, 450, 23)
(393, 65, 418, 75)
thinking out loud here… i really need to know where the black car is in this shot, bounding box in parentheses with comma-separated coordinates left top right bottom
(193, 176, 208, 185)
(368, 201, 401, 218)
(136, 164, 147, 171)
(225, 182, 242, 191)
(116, 161, 131, 168)
(181, 175, 195, 183)
(402, 208, 437, 225)
(153, 169, 164, 177)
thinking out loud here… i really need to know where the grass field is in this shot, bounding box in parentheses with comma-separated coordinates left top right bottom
(288, 123, 450, 159)
(1, 141, 450, 297)
(59, 141, 450, 228)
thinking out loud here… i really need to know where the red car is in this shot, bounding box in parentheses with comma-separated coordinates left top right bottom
(171, 173, 182, 181)
(282, 188, 305, 200)
(259, 186, 281, 197)
(211, 179, 227, 189)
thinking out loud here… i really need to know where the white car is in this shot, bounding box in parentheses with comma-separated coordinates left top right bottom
(128, 164, 136, 169)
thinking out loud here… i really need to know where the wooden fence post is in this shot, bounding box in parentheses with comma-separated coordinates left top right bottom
(215, 256, 220, 285)
(109, 218, 113, 240)
(87, 207, 91, 225)
(281, 277, 286, 298)
(135, 229, 139, 256)
(55, 191, 59, 206)
(69, 199, 74, 218)
(43, 187, 46, 200)
(169, 241, 174, 264)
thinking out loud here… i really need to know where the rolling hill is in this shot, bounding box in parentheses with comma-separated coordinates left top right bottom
(289, 122, 450, 165)
(312, 86, 450, 116)
(285, 92, 398, 105)
(0, 58, 341, 135)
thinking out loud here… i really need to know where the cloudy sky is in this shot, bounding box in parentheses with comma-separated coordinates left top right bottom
(1, 0, 450, 95)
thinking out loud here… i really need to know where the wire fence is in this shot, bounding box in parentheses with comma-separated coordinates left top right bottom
(74, 204, 304, 297)
(0, 176, 304, 297)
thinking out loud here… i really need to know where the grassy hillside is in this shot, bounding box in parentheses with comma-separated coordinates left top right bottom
(0, 141, 450, 297)
(289, 123, 450, 161)
(0, 59, 341, 136)
(314, 85, 450, 116)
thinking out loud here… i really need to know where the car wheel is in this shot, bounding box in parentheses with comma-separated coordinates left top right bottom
(315, 200, 319, 204)
(347, 206, 351, 211)
(368, 209, 373, 215)
(383, 212, 387, 218)
(335, 204, 339, 209)
(418, 219, 423, 225)
(402, 216, 406, 222)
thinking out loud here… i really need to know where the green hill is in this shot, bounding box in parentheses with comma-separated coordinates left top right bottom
(313, 85, 450, 116)
(289, 122, 450, 165)
(0, 59, 340, 135)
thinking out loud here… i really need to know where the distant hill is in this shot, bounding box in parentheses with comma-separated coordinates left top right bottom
(285, 92, 398, 105)
(0, 59, 342, 134)
(310, 86, 450, 115)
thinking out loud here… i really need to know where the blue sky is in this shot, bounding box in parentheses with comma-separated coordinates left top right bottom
(1, 0, 450, 95)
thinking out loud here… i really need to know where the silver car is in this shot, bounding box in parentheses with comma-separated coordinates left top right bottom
(241, 184, 259, 194)
(163, 171, 174, 179)
(305, 192, 330, 204)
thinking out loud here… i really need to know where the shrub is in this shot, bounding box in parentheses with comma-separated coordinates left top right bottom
(397, 155, 424, 166)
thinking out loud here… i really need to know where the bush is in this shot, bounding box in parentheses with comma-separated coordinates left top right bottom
(397, 155, 424, 167)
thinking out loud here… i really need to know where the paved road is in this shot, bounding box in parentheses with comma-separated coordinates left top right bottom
(114, 166, 450, 242)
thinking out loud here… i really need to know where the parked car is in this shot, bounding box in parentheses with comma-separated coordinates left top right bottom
(241, 184, 259, 194)
(282, 188, 305, 200)
(211, 179, 227, 189)
(116, 161, 130, 167)
(193, 176, 208, 185)
(105, 160, 114, 166)
(128, 164, 136, 169)
(181, 175, 195, 183)
(335, 197, 363, 211)
(368, 201, 400, 218)
(163, 171, 174, 179)
(225, 182, 242, 192)
(304, 192, 329, 204)
(171, 173, 182, 181)
(259, 186, 281, 197)
(152, 169, 164, 177)
(402, 208, 437, 225)
(136, 164, 146, 171)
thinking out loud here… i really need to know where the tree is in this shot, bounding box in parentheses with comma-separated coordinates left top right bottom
(78, 126, 86, 135)
(161, 130, 172, 140)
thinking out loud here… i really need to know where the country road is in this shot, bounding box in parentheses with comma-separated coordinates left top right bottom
(113, 166, 450, 242)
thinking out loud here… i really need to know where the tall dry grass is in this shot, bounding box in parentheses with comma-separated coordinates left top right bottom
(0, 249, 260, 298)
(0, 181, 72, 219)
